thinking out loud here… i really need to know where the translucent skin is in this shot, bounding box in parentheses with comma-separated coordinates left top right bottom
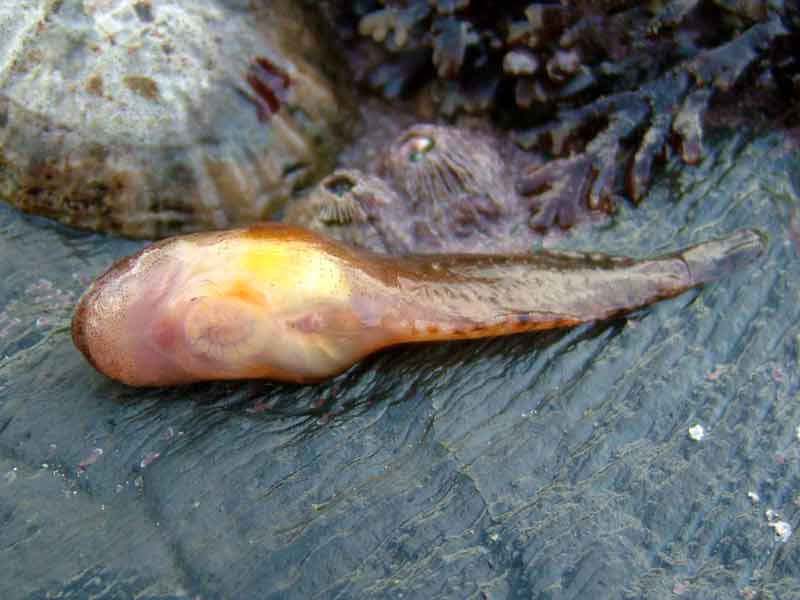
(72, 224, 766, 386)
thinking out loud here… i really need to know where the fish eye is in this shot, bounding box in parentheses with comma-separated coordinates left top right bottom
(405, 135, 435, 163)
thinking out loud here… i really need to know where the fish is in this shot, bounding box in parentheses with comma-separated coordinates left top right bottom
(72, 224, 766, 386)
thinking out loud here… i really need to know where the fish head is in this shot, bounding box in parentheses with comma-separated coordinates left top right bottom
(72, 226, 367, 386)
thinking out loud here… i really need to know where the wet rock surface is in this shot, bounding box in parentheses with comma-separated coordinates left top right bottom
(1, 130, 800, 598)
(0, 0, 356, 239)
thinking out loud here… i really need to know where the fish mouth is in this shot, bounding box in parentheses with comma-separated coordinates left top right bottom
(71, 281, 102, 372)
(71, 251, 141, 373)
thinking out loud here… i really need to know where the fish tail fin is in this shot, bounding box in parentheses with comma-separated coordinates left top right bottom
(679, 229, 767, 286)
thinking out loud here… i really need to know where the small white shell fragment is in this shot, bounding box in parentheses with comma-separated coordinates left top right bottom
(769, 520, 792, 542)
(765, 508, 778, 521)
(2, 468, 17, 484)
(688, 424, 705, 441)
(765, 509, 793, 542)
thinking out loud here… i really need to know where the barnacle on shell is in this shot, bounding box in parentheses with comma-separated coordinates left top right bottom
(308, 169, 394, 226)
(286, 168, 416, 253)
(383, 124, 510, 213)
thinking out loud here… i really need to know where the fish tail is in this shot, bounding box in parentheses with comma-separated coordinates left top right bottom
(677, 229, 767, 286)
(382, 229, 768, 346)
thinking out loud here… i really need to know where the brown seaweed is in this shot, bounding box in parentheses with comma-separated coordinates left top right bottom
(342, 1, 797, 230)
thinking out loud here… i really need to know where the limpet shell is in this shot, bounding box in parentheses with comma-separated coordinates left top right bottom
(0, 0, 357, 238)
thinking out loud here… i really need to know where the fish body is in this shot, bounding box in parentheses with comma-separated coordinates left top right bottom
(72, 224, 766, 386)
